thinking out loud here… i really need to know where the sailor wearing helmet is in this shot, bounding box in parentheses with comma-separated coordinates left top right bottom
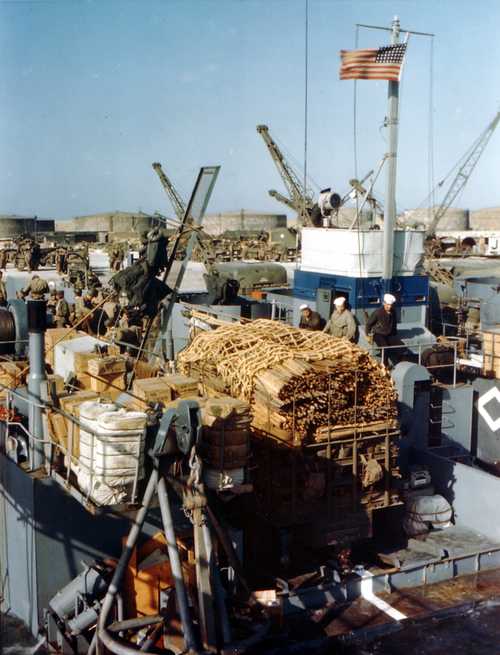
(323, 296, 357, 341)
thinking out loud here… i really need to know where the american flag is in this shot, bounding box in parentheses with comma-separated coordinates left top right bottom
(339, 43, 407, 82)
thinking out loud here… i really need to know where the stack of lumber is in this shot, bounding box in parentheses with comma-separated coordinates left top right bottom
(178, 320, 397, 444)
(483, 328, 500, 378)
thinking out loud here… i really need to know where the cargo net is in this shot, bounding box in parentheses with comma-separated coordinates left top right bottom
(178, 320, 397, 443)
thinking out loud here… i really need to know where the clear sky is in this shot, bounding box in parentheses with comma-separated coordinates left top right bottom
(1, 0, 499, 220)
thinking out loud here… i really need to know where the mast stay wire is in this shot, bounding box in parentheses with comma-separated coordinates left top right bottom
(303, 0, 310, 218)
(428, 35, 435, 220)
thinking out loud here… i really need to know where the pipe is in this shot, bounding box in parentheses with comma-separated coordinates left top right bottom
(107, 615, 163, 634)
(139, 622, 164, 652)
(157, 476, 199, 652)
(27, 299, 47, 469)
(97, 467, 159, 655)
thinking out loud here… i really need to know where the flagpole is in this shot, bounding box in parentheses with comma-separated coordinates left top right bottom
(382, 15, 400, 288)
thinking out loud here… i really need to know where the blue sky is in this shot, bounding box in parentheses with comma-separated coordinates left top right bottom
(0, 0, 499, 220)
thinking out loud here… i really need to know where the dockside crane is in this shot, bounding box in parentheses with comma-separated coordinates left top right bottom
(256, 124, 315, 225)
(426, 109, 500, 237)
(152, 161, 219, 269)
(152, 161, 187, 221)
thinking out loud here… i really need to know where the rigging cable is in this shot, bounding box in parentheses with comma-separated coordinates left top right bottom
(428, 35, 435, 221)
(303, 0, 309, 221)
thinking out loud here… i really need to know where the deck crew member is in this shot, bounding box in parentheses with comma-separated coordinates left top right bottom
(22, 274, 49, 300)
(299, 304, 323, 331)
(55, 290, 70, 327)
(366, 293, 404, 366)
(0, 271, 7, 307)
(323, 297, 357, 341)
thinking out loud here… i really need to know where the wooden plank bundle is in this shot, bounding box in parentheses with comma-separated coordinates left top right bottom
(482, 329, 500, 378)
(178, 320, 397, 444)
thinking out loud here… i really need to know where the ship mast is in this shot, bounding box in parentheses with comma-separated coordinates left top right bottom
(382, 15, 400, 289)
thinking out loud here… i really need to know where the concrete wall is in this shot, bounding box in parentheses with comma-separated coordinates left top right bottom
(469, 207, 500, 230)
(402, 207, 470, 230)
(55, 212, 156, 239)
(0, 215, 55, 237)
(203, 210, 286, 236)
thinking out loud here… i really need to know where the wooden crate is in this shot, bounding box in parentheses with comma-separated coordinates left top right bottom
(162, 374, 198, 399)
(131, 377, 173, 411)
(88, 355, 127, 377)
(72, 351, 97, 390)
(45, 328, 83, 368)
(0, 361, 27, 399)
(90, 372, 126, 400)
(58, 391, 101, 459)
(483, 329, 500, 378)
(46, 374, 65, 396)
(47, 410, 68, 446)
(134, 360, 159, 380)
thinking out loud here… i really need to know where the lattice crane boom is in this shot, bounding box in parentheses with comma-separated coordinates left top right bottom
(152, 162, 186, 220)
(152, 162, 217, 272)
(256, 124, 314, 223)
(427, 109, 500, 236)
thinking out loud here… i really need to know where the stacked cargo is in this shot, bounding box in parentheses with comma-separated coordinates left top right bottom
(198, 397, 251, 491)
(178, 319, 400, 529)
(178, 320, 397, 444)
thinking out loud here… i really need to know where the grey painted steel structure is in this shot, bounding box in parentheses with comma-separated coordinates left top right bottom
(27, 301, 47, 470)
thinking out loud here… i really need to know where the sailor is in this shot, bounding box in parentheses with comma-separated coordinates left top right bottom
(299, 304, 323, 331)
(323, 297, 357, 341)
(22, 274, 49, 300)
(366, 293, 404, 365)
(55, 290, 70, 327)
(0, 271, 7, 307)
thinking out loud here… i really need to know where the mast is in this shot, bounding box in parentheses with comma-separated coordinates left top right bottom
(382, 16, 400, 288)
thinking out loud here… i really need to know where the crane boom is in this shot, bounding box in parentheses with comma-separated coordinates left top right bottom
(268, 189, 298, 211)
(427, 109, 500, 236)
(256, 124, 313, 223)
(152, 162, 186, 220)
(152, 162, 217, 272)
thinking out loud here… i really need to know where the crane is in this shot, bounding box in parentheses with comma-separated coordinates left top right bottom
(152, 162, 218, 269)
(256, 124, 315, 225)
(152, 162, 186, 221)
(426, 109, 500, 236)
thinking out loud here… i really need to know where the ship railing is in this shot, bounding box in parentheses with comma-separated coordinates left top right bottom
(368, 338, 462, 387)
(2, 386, 143, 513)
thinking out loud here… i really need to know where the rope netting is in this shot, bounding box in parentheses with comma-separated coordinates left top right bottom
(177, 319, 395, 406)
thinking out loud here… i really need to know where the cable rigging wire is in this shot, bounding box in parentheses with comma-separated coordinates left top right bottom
(428, 35, 435, 219)
(303, 0, 309, 218)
